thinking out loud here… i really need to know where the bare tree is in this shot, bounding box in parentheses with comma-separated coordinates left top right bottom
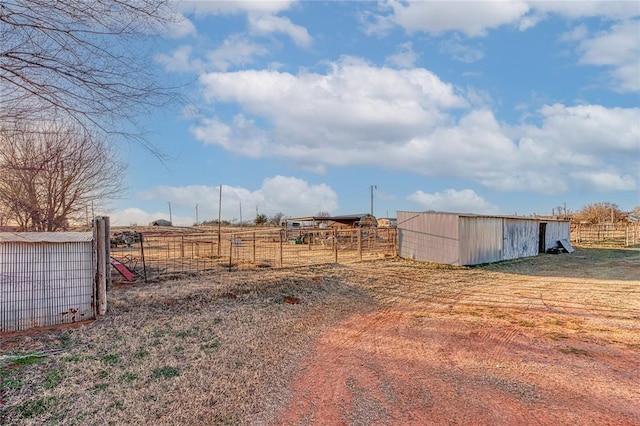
(0, 120, 125, 231)
(574, 202, 624, 224)
(0, 0, 181, 151)
(268, 212, 285, 226)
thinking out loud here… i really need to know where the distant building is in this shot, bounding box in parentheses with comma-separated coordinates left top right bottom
(284, 214, 378, 229)
(149, 219, 172, 227)
(377, 217, 397, 228)
(397, 211, 570, 266)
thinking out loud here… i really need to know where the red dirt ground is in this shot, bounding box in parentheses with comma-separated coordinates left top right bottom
(273, 254, 640, 426)
(275, 311, 639, 425)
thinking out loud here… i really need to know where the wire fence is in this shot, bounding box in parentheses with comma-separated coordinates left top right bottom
(571, 223, 639, 247)
(109, 227, 397, 281)
(0, 236, 95, 332)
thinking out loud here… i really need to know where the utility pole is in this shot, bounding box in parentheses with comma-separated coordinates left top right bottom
(195, 204, 198, 225)
(167, 201, 172, 225)
(218, 185, 222, 257)
(370, 185, 377, 216)
(240, 202, 243, 231)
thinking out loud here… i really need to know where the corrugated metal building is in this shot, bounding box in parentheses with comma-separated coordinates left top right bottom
(397, 211, 570, 266)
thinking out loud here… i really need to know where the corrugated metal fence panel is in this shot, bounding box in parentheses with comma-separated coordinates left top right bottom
(0, 241, 95, 332)
(459, 217, 503, 265)
(503, 219, 539, 260)
(397, 212, 460, 264)
(544, 221, 571, 251)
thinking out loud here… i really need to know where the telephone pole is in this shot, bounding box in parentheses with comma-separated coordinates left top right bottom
(370, 185, 377, 216)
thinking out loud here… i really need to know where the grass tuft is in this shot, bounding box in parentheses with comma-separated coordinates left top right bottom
(152, 366, 180, 380)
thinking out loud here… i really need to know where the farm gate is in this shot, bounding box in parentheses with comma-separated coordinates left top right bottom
(571, 223, 639, 247)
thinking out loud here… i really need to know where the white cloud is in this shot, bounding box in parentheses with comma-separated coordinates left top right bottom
(192, 58, 638, 195)
(129, 177, 338, 224)
(576, 20, 640, 92)
(438, 37, 485, 63)
(108, 207, 192, 227)
(197, 57, 466, 133)
(385, 42, 419, 68)
(178, 0, 296, 16)
(571, 171, 637, 192)
(531, 103, 640, 155)
(379, 0, 531, 37)
(367, 1, 639, 38)
(560, 24, 588, 42)
(407, 189, 500, 215)
(206, 35, 270, 71)
(531, 1, 640, 21)
(248, 13, 312, 48)
(166, 11, 197, 38)
(156, 45, 199, 72)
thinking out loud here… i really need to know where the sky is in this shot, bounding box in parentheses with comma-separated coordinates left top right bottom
(107, 0, 639, 227)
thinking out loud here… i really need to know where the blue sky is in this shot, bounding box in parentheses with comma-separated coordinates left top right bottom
(108, 1, 639, 226)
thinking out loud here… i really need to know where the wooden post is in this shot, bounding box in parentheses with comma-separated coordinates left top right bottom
(357, 228, 362, 261)
(104, 216, 111, 291)
(334, 229, 338, 263)
(229, 235, 233, 271)
(252, 232, 256, 264)
(140, 233, 147, 282)
(95, 217, 107, 316)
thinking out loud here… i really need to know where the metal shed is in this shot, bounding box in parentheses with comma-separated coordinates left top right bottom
(397, 211, 571, 266)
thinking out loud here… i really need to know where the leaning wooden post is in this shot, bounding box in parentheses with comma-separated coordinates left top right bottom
(95, 217, 107, 316)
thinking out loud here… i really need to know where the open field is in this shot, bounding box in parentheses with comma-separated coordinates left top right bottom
(1, 247, 639, 425)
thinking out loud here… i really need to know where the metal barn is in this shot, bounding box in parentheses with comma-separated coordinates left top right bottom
(397, 211, 570, 266)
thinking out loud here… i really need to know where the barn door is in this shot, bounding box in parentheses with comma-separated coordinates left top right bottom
(538, 223, 547, 254)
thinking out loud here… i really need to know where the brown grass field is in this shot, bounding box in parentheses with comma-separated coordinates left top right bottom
(1, 246, 639, 425)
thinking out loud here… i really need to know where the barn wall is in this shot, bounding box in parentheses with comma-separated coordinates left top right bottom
(503, 219, 539, 260)
(397, 212, 460, 264)
(543, 221, 571, 251)
(459, 217, 503, 265)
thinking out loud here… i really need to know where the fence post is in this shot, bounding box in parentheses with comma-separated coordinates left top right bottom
(253, 232, 256, 264)
(94, 217, 107, 316)
(357, 228, 362, 261)
(229, 235, 233, 271)
(104, 216, 111, 291)
(279, 230, 283, 267)
(334, 229, 338, 263)
(140, 233, 147, 282)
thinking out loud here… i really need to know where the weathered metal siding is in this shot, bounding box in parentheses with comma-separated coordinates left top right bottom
(459, 217, 503, 265)
(0, 236, 95, 332)
(543, 221, 571, 251)
(397, 212, 460, 264)
(502, 219, 539, 260)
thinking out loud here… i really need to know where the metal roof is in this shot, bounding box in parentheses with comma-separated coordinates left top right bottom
(0, 232, 93, 243)
(397, 211, 570, 223)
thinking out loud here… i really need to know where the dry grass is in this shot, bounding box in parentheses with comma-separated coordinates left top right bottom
(1, 246, 639, 425)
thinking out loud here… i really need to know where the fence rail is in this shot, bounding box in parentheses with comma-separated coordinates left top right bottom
(110, 227, 397, 281)
(571, 223, 639, 247)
